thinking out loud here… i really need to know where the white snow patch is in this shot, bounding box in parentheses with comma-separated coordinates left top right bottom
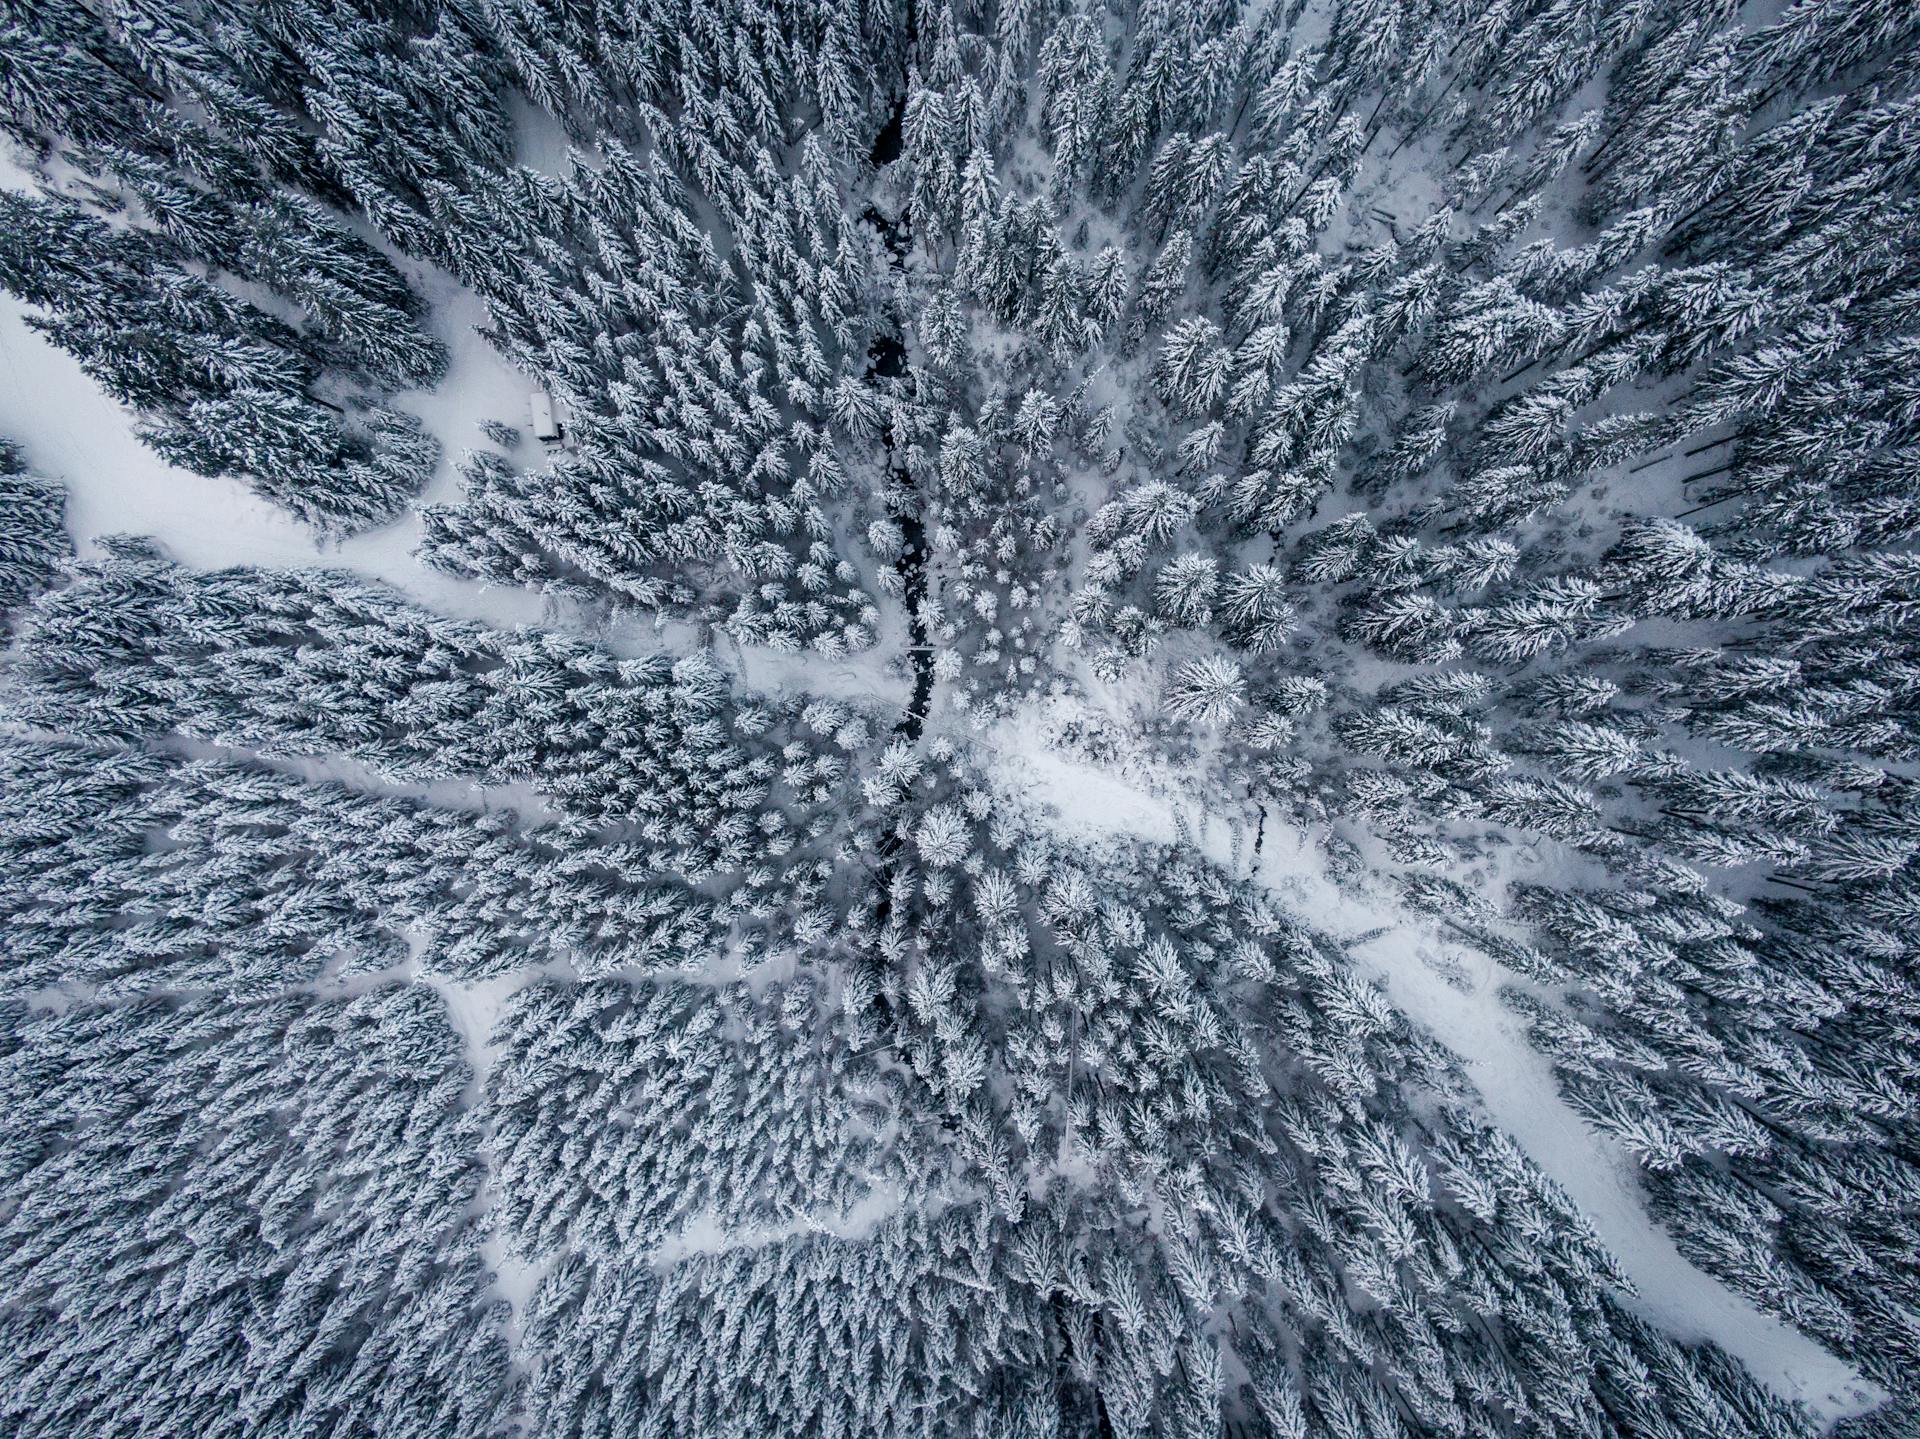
(719, 625, 913, 713)
(426, 966, 533, 1097)
(999, 734, 1184, 849)
(651, 1182, 920, 1268)
(508, 94, 585, 177)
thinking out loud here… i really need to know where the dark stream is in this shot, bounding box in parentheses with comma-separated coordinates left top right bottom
(861, 95, 1116, 1434)
(870, 100, 906, 167)
(862, 96, 929, 747)
(865, 95, 928, 930)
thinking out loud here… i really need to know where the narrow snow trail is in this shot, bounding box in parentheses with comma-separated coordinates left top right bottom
(651, 1183, 922, 1269)
(980, 717, 1884, 1426)
(421, 962, 563, 1373)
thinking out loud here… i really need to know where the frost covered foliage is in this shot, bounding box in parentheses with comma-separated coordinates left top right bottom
(0, 986, 514, 1439)
(0, 192, 440, 532)
(0, 739, 722, 998)
(6, 542, 827, 874)
(0, 441, 68, 627)
(4, 0, 1920, 1435)
(484, 976, 899, 1259)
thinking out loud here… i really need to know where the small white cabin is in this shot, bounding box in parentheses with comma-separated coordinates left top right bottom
(529, 389, 561, 443)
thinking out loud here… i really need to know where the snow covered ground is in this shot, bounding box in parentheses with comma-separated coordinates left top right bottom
(0, 278, 551, 623)
(977, 696, 1885, 1426)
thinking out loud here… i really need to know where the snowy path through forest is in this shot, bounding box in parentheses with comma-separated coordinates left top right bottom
(0, 282, 572, 630)
(980, 711, 1885, 1426)
(424, 962, 561, 1377)
(0, 287, 907, 715)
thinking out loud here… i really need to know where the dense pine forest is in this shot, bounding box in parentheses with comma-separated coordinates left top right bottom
(1, 0, 1918, 1434)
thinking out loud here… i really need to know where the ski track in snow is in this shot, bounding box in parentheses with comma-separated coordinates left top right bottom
(978, 704, 1886, 1428)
